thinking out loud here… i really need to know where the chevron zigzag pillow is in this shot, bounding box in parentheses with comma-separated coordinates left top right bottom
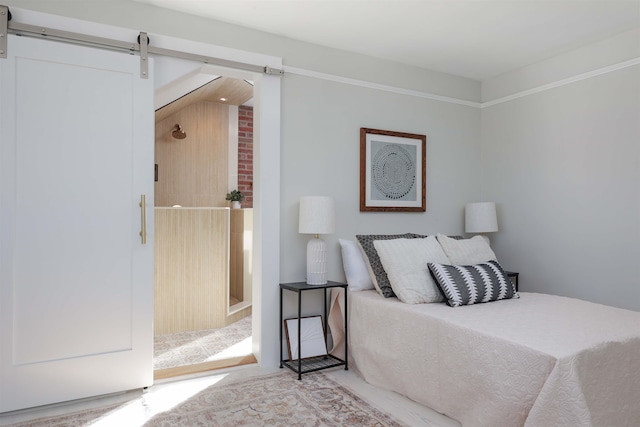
(428, 260, 519, 307)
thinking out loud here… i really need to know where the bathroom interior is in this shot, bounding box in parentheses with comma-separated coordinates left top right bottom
(152, 73, 255, 379)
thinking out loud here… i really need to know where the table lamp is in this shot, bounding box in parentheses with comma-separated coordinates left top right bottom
(465, 202, 498, 244)
(299, 196, 335, 285)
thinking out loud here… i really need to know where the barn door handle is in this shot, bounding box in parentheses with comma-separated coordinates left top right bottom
(139, 194, 147, 244)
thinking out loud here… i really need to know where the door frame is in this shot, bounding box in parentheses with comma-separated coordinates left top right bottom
(8, 6, 282, 370)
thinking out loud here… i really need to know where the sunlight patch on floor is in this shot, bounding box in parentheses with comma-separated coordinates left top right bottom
(154, 315, 252, 370)
(87, 374, 228, 427)
(206, 336, 252, 361)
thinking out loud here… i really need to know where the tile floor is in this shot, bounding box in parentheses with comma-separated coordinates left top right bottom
(153, 315, 252, 370)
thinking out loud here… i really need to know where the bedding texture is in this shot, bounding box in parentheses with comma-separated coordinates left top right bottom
(355, 233, 417, 297)
(373, 236, 448, 304)
(436, 233, 496, 264)
(354, 233, 462, 298)
(340, 290, 640, 427)
(338, 239, 375, 291)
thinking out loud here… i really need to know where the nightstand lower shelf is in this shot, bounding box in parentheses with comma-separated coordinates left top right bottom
(279, 281, 348, 379)
(282, 354, 346, 376)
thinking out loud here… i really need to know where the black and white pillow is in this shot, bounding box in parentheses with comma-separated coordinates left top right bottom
(428, 260, 519, 307)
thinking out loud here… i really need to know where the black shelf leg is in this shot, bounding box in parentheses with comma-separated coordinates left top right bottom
(344, 287, 349, 370)
(279, 287, 283, 368)
(297, 290, 302, 380)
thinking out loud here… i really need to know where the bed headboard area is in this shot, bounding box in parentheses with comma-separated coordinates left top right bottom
(339, 233, 518, 307)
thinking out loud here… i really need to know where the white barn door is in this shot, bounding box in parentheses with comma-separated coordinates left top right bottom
(0, 35, 154, 412)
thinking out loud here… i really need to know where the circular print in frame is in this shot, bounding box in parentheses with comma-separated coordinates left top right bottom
(371, 143, 416, 200)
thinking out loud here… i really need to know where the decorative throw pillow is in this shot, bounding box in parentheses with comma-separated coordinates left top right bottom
(338, 239, 374, 291)
(428, 260, 519, 307)
(436, 233, 497, 265)
(374, 236, 450, 304)
(356, 233, 418, 298)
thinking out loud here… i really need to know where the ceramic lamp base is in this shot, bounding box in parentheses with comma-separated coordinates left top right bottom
(306, 237, 328, 285)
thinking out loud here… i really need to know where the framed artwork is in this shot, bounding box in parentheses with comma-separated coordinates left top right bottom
(284, 316, 327, 360)
(360, 128, 426, 212)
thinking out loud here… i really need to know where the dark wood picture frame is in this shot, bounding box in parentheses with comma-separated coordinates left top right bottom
(360, 128, 426, 212)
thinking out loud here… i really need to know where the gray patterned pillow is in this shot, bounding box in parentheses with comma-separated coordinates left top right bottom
(428, 260, 519, 307)
(356, 233, 421, 298)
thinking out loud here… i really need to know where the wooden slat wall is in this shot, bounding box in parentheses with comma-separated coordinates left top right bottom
(230, 209, 253, 307)
(154, 101, 229, 207)
(155, 207, 252, 335)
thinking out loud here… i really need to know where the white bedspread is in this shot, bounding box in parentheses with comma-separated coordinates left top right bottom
(331, 290, 640, 427)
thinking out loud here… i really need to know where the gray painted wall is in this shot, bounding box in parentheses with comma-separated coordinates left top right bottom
(280, 73, 481, 284)
(5, 1, 639, 315)
(482, 30, 640, 311)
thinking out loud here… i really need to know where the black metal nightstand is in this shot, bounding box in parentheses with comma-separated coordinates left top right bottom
(279, 281, 348, 380)
(506, 271, 519, 291)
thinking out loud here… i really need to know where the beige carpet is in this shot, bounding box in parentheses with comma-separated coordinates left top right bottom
(10, 371, 405, 426)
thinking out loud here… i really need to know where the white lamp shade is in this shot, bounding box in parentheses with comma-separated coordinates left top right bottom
(465, 202, 498, 233)
(299, 196, 335, 235)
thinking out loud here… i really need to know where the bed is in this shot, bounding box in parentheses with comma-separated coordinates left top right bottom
(329, 234, 640, 427)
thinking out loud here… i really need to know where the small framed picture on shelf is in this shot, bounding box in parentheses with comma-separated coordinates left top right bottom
(284, 315, 327, 360)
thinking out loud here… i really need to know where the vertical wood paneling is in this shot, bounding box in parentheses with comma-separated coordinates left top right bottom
(230, 208, 253, 306)
(154, 207, 253, 335)
(241, 209, 254, 308)
(154, 101, 229, 207)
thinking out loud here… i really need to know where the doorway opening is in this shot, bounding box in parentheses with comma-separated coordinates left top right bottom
(152, 71, 256, 379)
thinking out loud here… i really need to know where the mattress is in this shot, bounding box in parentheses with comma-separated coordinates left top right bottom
(331, 290, 640, 427)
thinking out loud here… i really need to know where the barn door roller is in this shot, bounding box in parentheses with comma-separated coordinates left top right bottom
(138, 32, 149, 79)
(0, 5, 9, 58)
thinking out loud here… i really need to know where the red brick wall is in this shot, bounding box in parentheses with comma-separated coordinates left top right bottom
(238, 106, 253, 208)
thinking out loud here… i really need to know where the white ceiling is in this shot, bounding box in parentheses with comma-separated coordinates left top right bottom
(136, 0, 639, 81)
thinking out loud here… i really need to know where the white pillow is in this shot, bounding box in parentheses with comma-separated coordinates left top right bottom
(436, 233, 497, 265)
(373, 236, 450, 304)
(338, 239, 375, 291)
